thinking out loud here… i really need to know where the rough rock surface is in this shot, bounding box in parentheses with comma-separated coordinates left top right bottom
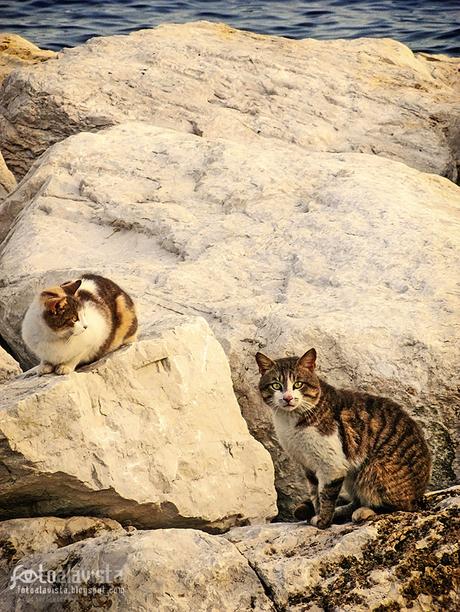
(0, 33, 55, 199)
(1, 488, 458, 611)
(1, 528, 274, 611)
(0, 22, 458, 180)
(0, 122, 458, 516)
(226, 487, 460, 611)
(0, 34, 56, 84)
(0, 317, 276, 528)
(0, 345, 21, 384)
(0, 151, 16, 200)
(0, 516, 124, 590)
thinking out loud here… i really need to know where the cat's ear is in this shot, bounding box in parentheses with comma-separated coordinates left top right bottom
(255, 352, 275, 375)
(40, 290, 60, 300)
(297, 348, 317, 371)
(61, 279, 82, 295)
(44, 296, 67, 313)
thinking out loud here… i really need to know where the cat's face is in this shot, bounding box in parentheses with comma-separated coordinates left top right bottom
(40, 280, 87, 338)
(256, 349, 320, 413)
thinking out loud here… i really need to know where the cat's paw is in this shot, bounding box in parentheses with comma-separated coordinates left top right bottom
(37, 363, 55, 376)
(55, 364, 74, 376)
(310, 515, 331, 529)
(294, 501, 315, 522)
(352, 507, 376, 523)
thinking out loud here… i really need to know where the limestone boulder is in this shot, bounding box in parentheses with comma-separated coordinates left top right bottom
(0, 317, 276, 529)
(2, 528, 274, 611)
(0, 22, 458, 180)
(0, 122, 458, 517)
(0, 345, 21, 384)
(225, 487, 460, 611)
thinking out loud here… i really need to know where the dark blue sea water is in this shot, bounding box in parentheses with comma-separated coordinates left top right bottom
(1, 0, 459, 55)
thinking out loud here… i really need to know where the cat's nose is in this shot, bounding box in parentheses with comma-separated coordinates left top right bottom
(283, 393, 294, 403)
(83, 324, 88, 329)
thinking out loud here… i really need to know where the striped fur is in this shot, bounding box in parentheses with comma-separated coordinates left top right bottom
(22, 274, 138, 376)
(255, 349, 431, 529)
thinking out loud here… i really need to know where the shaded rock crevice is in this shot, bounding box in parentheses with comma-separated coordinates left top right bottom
(0, 469, 250, 532)
(242, 556, 283, 612)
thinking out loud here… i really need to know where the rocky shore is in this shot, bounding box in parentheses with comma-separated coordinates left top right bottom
(0, 22, 459, 610)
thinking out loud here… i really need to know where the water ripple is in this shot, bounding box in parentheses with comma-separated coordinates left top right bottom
(0, 0, 458, 55)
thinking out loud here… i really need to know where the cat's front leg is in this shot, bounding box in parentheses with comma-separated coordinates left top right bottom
(55, 364, 75, 375)
(307, 472, 320, 515)
(294, 470, 319, 521)
(55, 355, 83, 375)
(313, 476, 345, 529)
(37, 361, 55, 376)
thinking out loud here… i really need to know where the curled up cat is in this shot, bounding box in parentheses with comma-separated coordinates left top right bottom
(255, 348, 431, 529)
(22, 273, 138, 376)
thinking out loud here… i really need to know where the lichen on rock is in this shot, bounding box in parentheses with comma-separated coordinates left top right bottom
(226, 488, 460, 611)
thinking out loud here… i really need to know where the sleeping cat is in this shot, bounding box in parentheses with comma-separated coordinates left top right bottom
(22, 273, 138, 375)
(256, 348, 431, 529)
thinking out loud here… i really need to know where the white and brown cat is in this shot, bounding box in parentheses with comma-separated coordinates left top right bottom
(22, 273, 138, 375)
(256, 349, 431, 529)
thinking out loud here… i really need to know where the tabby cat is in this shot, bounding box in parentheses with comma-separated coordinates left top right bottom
(22, 273, 138, 375)
(256, 348, 431, 528)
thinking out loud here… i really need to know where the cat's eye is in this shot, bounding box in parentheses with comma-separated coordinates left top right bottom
(293, 381, 304, 389)
(271, 382, 282, 390)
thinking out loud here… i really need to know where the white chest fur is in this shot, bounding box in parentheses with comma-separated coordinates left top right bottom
(273, 411, 349, 485)
(22, 299, 110, 366)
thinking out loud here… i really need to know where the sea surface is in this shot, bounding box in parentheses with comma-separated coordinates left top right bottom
(1, 0, 459, 55)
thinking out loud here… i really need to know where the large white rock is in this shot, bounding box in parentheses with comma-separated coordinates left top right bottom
(0, 122, 458, 516)
(0, 317, 276, 528)
(0, 22, 458, 180)
(2, 528, 275, 611)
